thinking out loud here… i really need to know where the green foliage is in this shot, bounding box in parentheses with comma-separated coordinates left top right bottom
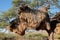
(12, 0, 60, 8)
(1, 8, 16, 19)
(0, 7, 17, 28)
(0, 22, 6, 28)
(12, 0, 25, 7)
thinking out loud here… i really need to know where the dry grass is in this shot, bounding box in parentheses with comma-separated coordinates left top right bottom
(15, 32, 60, 40)
(0, 31, 60, 40)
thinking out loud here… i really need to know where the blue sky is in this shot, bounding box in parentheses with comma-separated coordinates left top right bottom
(50, 6, 60, 13)
(0, 0, 12, 11)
